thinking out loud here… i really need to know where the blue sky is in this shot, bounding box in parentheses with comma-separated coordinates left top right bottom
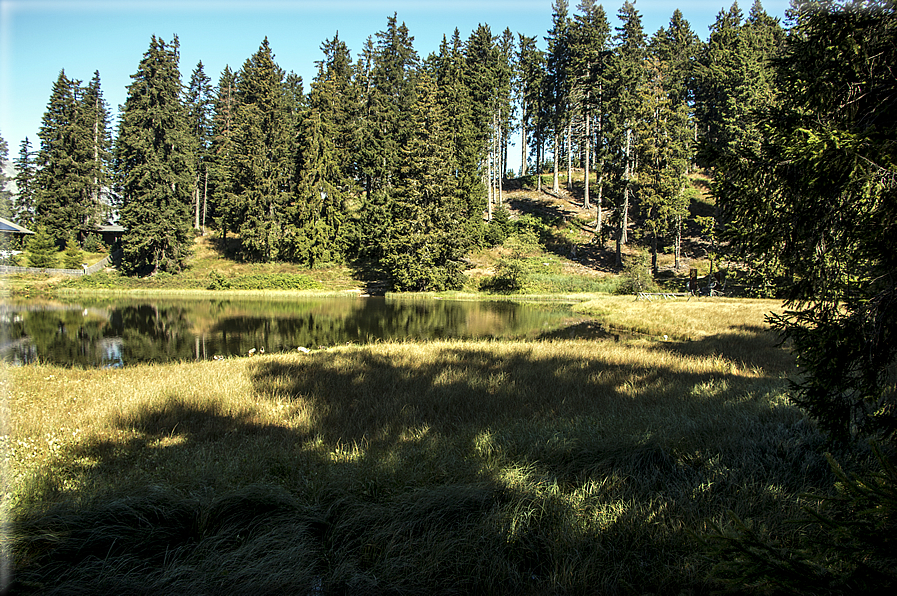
(1, 0, 790, 170)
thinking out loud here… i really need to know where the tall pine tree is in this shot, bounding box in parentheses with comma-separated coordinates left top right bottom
(545, 0, 572, 195)
(358, 15, 419, 260)
(284, 109, 346, 267)
(437, 30, 485, 242)
(465, 24, 502, 219)
(637, 48, 692, 274)
(0, 132, 11, 220)
(13, 138, 37, 226)
(716, 2, 897, 441)
(34, 71, 96, 243)
(116, 35, 195, 274)
(230, 38, 297, 262)
(517, 35, 547, 190)
(185, 61, 214, 233)
(208, 65, 239, 243)
(571, 0, 611, 215)
(312, 33, 360, 186)
(382, 74, 465, 291)
(80, 71, 113, 226)
(609, 0, 647, 266)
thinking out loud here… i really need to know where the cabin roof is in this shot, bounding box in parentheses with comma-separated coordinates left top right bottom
(0, 217, 34, 235)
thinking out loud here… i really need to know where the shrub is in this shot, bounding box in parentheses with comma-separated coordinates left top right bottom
(207, 270, 231, 290)
(82, 233, 108, 253)
(481, 256, 530, 293)
(616, 250, 659, 295)
(514, 214, 550, 245)
(485, 207, 513, 247)
(64, 271, 122, 289)
(207, 272, 322, 291)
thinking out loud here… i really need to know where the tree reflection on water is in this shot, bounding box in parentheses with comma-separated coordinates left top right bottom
(1, 296, 585, 367)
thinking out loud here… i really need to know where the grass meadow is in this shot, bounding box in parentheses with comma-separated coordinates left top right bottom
(2, 297, 839, 594)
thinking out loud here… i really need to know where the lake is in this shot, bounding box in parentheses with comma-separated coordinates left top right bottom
(0, 295, 595, 367)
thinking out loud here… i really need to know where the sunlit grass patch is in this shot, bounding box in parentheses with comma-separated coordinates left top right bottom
(574, 294, 783, 337)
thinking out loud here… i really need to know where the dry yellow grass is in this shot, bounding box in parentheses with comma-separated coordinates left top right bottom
(574, 295, 784, 340)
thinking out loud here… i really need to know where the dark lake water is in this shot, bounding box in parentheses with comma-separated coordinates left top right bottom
(0, 295, 590, 367)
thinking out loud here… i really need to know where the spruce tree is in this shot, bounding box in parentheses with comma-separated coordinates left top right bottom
(517, 35, 546, 190)
(464, 24, 501, 219)
(80, 71, 112, 226)
(695, 1, 784, 282)
(694, 2, 782, 166)
(654, 10, 701, 110)
(358, 16, 419, 259)
(545, 0, 572, 195)
(13, 138, 37, 227)
(437, 31, 484, 240)
(231, 38, 297, 262)
(637, 50, 692, 274)
(715, 2, 897, 440)
(515, 34, 538, 179)
(185, 61, 214, 233)
(34, 71, 93, 243)
(382, 74, 464, 291)
(354, 35, 377, 204)
(0, 132, 11, 219)
(116, 35, 195, 274)
(311, 33, 361, 191)
(26, 226, 58, 268)
(608, 0, 647, 266)
(496, 27, 516, 197)
(208, 65, 239, 243)
(571, 0, 611, 214)
(363, 14, 418, 194)
(63, 234, 83, 269)
(283, 111, 345, 267)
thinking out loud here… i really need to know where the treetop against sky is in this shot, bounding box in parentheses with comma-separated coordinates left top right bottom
(1, 0, 789, 169)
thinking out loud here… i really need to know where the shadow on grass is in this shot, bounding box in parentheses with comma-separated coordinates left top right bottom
(8, 331, 825, 594)
(647, 324, 795, 376)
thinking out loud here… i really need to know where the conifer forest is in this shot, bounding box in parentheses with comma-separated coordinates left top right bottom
(0, 1, 880, 287)
(0, 1, 793, 283)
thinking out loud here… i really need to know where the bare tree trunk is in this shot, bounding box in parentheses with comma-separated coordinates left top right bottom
(566, 122, 573, 192)
(584, 111, 590, 210)
(674, 215, 681, 270)
(501, 108, 508, 181)
(595, 97, 604, 239)
(194, 172, 200, 230)
(536, 135, 542, 192)
(497, 110, 503, 208)
(615, 222, 622, 268)
(486, 159, 492, 221)
(621, 127, 631, 246)
(202, 166, 208, 236)
(552, 131, 560, 194)
(520, 105, 527, 178)
(538, 135, 545, 192)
